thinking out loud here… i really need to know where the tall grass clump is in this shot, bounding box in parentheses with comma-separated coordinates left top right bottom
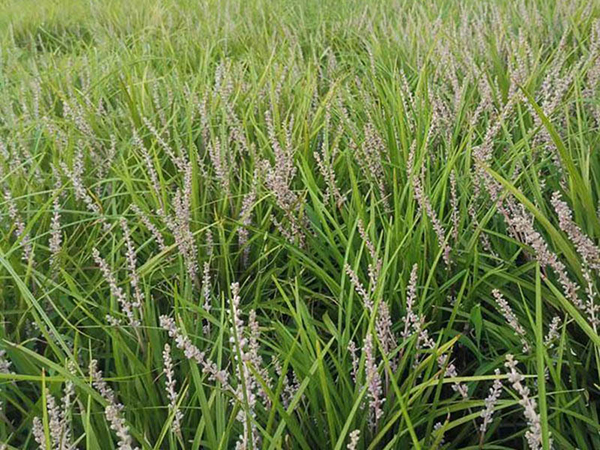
(1, 0, 600, 448)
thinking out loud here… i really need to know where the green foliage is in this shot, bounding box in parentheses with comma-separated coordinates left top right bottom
(1, 0, 600, 448)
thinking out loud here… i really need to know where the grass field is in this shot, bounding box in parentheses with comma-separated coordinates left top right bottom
(1, 0, 600, 448)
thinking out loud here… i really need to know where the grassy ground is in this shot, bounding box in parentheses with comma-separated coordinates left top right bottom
(1, 0, 600, 448)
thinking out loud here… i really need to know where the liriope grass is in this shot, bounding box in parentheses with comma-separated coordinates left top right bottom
(1, 0, 600, 448)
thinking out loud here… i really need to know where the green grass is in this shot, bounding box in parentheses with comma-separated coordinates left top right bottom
(1, 0, 600, 448)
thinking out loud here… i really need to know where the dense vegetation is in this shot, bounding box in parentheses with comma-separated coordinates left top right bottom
(1, 0, 600, 448)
